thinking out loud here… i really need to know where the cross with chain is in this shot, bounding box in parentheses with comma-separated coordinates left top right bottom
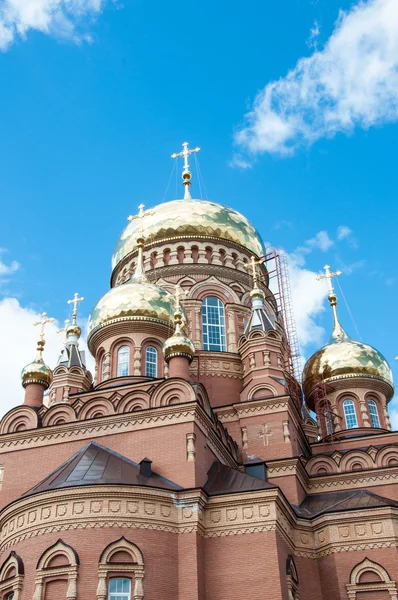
(171, 142, 200, 200)
(128, 203, 155, 236)
(67, 293, 84, 324)
(244, 255, 264, 289)
(315, 264, 342, 295)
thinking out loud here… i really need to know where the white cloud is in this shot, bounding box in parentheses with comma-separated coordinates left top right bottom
(307, 19, 320, 50)
(0, 0, 108, 50)
(307, 230, 334, 252)
(235, 0, 398, 157)
(337, 225, 352, 240)
(0, 297, 94, 417)
(0, 257, 19, 276)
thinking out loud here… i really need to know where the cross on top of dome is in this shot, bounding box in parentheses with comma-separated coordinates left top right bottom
(171, 141, 200, 200)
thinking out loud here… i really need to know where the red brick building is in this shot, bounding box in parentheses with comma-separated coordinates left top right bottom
(0, 146, 396, 599)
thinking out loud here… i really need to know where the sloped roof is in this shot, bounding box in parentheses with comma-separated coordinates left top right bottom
(204, 461, 276, 496)
(22, 442, 182, 497)
(295, 489, 398, 518)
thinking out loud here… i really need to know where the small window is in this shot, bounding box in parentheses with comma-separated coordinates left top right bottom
(145, 346, 157, 378)
(101, 355, 107, 382)
(202, 296, 227, 352)
(368, 399, 381, 428)
(343, 399, 358, 429)
(108, 578, 131, 600)
(324, 410, 333, 436)
(117, 346, 130, 377)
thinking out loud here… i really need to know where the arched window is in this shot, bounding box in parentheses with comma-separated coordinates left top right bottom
(343, 399, 358, 429)
(145, 347, 157, 378)
(117, 346, 130, 377)
(202, 297, 226, 352)
(368, 399, 381, 428)
(101, 355, 106, 382)
(324, 410, 333, 436)
(109, 578, 131, 600)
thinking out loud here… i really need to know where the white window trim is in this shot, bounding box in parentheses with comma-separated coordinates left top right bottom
(145, 347, 158, 378)
(343, 399, 358, 429)
(117, 346, 130, 377)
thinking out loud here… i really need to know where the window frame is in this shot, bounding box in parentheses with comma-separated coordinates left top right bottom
(343, 399, 358, 429)
(368, 399, 381, 428)
(202, 296, 227, 352)
(117, 346, 130, 378)
(145, 346, 158, 378)
(108, 577, 131, 600)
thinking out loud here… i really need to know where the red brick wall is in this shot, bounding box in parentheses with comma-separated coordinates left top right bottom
(43, 579, 68, 599)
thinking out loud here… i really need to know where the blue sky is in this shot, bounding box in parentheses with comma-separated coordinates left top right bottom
(0, 0, 397, 418)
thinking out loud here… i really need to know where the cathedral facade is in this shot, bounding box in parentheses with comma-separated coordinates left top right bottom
(0, 145, 397, 599)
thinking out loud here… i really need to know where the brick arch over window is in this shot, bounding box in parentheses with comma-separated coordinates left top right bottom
(34, 540, 79, 600)
(97, 537, 144, 600)
(346, 558, 398, 599)
(286, 555, 299, 600)
(0, 551, 24, 600)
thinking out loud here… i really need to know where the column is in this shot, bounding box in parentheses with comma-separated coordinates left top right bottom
(227, 311, 237, 352)
(134, 346, 142, 376)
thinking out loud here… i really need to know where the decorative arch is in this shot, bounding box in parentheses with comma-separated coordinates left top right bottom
(78, 398, 115, 421)
(340, 450, 374, 473)
(42, 404, 77, 428)
(34, 540, 79, 600)
(247, 384, 277, 400)
(110, 339, 134, 379)
(117, 391, 150, 414)
(0, 406, 38, 435)
(286, 555, 299, 600)
(347, 558, 397, 599)
(97, 537, 144, 600)
(0, 552, 24, 600)
(151, 379, 195, 407)
(188, 277, 241, 304)
(376, 447, 398, 468)
(306, 455, 337, 476)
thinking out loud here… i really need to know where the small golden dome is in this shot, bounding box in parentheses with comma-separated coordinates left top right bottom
(21, 359, 52, 389)
(112, 199, 265, 270)
(66, 323, 82, 337)
(163, 313, 195, 362)
(302, 334, 393, 404)
(87, 281, 176, 339)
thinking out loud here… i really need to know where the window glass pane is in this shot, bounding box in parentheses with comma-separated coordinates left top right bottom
(368, 399, 380, 428)
(343, 399, 358, 429)
(108, 578, 131, 600)
(117, 346, 130, 377)
(145, 346, 157, 377)
(202, 297, 226, 352)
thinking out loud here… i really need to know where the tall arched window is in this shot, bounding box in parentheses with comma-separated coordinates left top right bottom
(101, 355, 106, 382)
(343, 399, 358, 429)
(109, 578, 131, 600)
(117, 346, 130, 377)
(202, 297, 226, 352)
(145, 346, 157, 377)
(368, 399, 381, 428)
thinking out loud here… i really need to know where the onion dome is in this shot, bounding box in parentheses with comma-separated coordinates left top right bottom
(21, 358, 52, 389)
(163, 310, 195, 363)
(112, 199, 265, 270)
(302, 289, 393, 404)
(88, 237, 176, 341)
(21, 312, 54, 389)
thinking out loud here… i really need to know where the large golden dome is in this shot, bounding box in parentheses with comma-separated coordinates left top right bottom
(302, 332, 393, 403)
(112, 199, 265, 270)
(87, 281, 176, 339)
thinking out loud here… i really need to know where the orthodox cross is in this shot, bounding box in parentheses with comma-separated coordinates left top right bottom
(316, 264, 342, 295)
(33, 312, 55, 359)
(171, 142, 200, 200)
(57, 319, 70, 346)
(244, 255, 264, 289)
(128, 203, 154, 237)
(174, 284, 188, 313)
(259, 424, 271, 446)
(67, 293, 84, 325)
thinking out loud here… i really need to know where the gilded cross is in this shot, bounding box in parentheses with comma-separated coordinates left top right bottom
(67, 293, 84, 325)
(316, 264, 342, 295)
(33, 312, 55, 359)
(244, 255, 264, 288)
(128, 203, 154, 236)
(174, 284, 188, 313)
(57, 319, 70, 343)
(171, 142, 200, 200)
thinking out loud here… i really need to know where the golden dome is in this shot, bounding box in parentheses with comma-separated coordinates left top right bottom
(302, 333, 393, 403)
(87, 281, 176, 339)
(112, 199, 265, 270)
(163, 313, 195, 362)
(21, 359, 52, 389)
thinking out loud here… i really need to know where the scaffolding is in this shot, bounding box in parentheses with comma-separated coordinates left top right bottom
(312, 381, 337, 445)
